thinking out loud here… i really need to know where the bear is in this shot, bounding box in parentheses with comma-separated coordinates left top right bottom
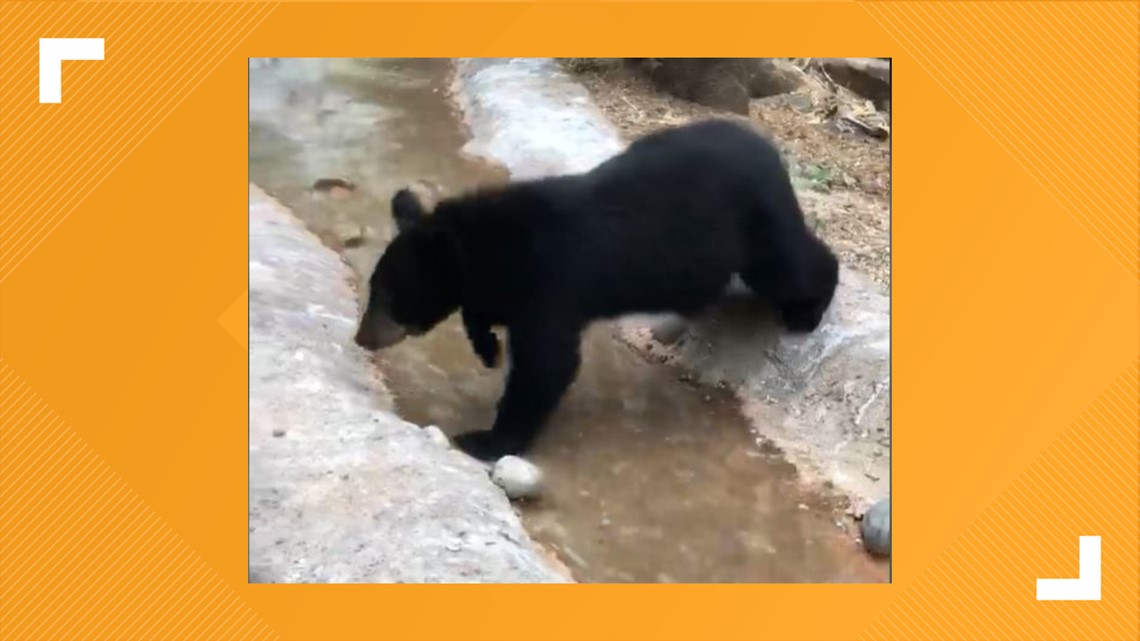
(354, 119, 839, 461)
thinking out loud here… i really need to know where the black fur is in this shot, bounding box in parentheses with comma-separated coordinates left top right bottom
(391, 188, 429, 234)
(356, 119, 839, 461)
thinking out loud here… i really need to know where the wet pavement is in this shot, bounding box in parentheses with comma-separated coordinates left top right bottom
(249, 58, 887, 583)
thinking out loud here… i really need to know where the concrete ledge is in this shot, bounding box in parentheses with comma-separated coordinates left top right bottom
(622, 269, 889, 502)
(452, 58, 624, 180)
(248, 184, 567, 583)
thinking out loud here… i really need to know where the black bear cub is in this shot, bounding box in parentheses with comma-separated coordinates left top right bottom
(355, 119, 839, 461)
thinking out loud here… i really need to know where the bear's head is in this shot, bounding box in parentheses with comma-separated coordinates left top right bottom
(354, 188, 461, 351)
(776, 233, 840, 333)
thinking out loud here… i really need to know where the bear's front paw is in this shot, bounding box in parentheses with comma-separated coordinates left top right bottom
(453, 430, 516, 462)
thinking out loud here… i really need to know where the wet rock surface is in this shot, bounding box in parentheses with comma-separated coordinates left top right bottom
(626, 268, 891, 503)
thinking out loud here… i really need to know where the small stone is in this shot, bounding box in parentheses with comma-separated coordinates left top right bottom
(490, 455, 543, 500)
(271, 428, 286, 438)
(423, 425, 450, 448)
(860, 498, 890, 557)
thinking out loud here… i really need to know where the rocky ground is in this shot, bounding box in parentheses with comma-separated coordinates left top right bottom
(561, 60, 891, 290)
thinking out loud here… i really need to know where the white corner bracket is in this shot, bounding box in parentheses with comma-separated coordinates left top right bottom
(1036, 536, 1101, 601)
(39, 38, 104, 104)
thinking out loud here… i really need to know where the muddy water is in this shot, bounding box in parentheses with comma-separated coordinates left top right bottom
(249, 58, 886, 583)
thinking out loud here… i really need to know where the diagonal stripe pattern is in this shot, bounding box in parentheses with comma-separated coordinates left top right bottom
(1, 3, 280, 638)
(0, 1, 279, 283)
(0, 361, 279, 640)
(862, 362, 1140, 640)
(862, 1, 1139, 280)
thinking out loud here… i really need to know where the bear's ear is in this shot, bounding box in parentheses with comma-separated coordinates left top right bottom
(391, 188, 428, 234)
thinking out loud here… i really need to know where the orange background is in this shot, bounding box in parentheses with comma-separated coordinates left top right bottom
(1, 2, 1137, 640)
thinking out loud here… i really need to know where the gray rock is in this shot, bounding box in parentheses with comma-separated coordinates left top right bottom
(623, 58, 804, 111)
(645, 58, 754, 115)
(747, 59, 807, 98)
(812, 58, 890, 110)
(491, 456, 544, 500)
(860, 499, 890, 557)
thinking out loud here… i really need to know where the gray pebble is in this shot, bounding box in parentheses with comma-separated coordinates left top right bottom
(491, 455, 543, 500)
(860, 498, 890, 557)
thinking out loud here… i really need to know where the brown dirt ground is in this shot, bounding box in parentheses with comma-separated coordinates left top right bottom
(562, 61, 891, 290)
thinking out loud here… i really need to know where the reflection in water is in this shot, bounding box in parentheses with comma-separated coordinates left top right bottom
(249, 58, 886, 583)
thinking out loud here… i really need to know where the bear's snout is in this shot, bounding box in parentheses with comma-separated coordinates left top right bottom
(354, 312, 407, 351)
(353, 326, 379, 351)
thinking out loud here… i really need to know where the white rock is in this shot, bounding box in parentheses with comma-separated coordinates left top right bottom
(423, 425, 450, 448)
(491, 456, 543, 500)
